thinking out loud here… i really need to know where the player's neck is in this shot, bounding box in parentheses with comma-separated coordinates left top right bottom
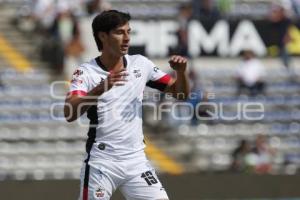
(100, 52, 124, 72)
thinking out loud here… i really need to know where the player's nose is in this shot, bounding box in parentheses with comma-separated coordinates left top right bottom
(124, 33, 130, 43)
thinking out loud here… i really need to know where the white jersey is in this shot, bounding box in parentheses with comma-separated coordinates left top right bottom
(69, 54, 171, 161)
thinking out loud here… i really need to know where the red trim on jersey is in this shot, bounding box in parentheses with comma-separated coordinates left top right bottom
(68, 90, 87, 96)
(83, 187, 88, 200)
(146, 74, 172, 92)
(156, 74, 171, 85)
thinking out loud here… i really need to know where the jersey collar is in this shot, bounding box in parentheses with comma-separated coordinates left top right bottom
(95, 56, 127, 72)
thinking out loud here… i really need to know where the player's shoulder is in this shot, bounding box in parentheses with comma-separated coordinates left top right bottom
(126, 54, 154, 69)
(126, 54, 152, 63)
(74, 58, 98, 73)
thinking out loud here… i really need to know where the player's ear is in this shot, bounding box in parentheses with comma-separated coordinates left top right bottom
(98, 32, 107, 42)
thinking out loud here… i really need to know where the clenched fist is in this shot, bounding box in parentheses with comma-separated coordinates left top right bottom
(168, 55, 187, 73)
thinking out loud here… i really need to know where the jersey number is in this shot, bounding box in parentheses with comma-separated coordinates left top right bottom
(141, 171, 158, 186)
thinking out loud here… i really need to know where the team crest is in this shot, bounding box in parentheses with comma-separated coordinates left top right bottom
(94, 186, 105, 199)
(133, 69, 141, 78)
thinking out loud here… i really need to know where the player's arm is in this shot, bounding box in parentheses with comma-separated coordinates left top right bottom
(164, 55, 189, 100)
(64, 69, 128, 122)
(64, 84, 103, 122)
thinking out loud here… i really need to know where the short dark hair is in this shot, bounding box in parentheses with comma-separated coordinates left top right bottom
(92, 10, 131, 51)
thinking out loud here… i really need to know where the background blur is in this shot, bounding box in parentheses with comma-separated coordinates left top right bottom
(0, 0, 300, 199)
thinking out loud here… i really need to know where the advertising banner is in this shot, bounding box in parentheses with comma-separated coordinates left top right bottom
(129, 19, 300, 57)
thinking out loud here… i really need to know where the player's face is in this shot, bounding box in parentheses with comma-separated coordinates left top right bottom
(102, 22, 131, 57)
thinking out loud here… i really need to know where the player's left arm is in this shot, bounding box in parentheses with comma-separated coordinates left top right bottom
(164, 55, 190, 100)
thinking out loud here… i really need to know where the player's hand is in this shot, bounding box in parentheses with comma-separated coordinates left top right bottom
(105, 69, 129, 89)
(168, 55, 187, 73)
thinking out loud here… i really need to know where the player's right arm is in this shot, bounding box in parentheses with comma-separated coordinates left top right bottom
(64, 68, 128, 122)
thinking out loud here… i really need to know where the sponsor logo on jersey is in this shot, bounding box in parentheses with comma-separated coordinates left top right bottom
(73, 69, 83, 77)
(71, 78, 83, 84)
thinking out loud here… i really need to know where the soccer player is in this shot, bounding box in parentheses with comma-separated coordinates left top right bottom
(64, 10, 189, 200)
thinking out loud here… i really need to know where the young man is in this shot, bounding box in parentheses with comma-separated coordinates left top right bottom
(64, 10, 189, 200)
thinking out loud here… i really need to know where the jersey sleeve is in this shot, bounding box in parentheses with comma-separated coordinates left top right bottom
(145, 58, 172, 92)
(68, 67, 90, 96)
